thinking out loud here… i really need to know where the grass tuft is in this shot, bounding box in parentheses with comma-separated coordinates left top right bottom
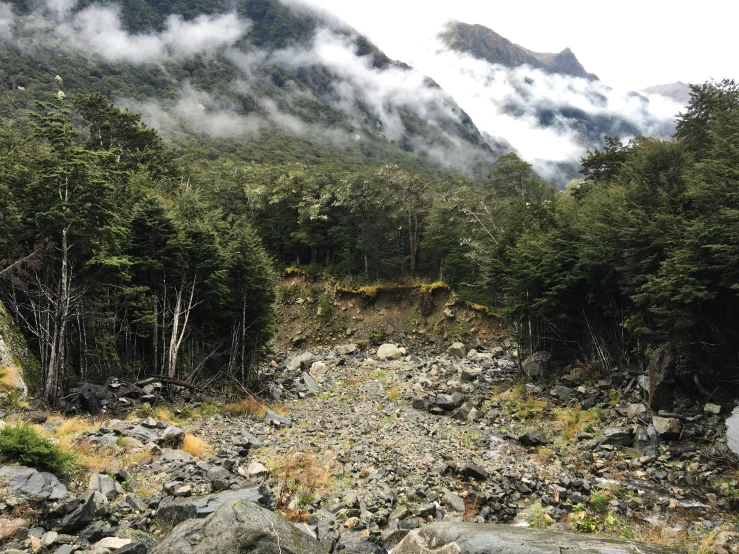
(181, 434, 210, 458)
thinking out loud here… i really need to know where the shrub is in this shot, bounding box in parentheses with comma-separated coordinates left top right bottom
(589, 491, 609, 513)
(0, 424, 76, 474)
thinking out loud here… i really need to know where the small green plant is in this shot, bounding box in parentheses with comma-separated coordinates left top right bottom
(2, 389, 22, 407)
(317, 292, 334, 323)
(197, 402, 222, 418)
(582, 423, 595, 434)
(372, 369, 387, 379)
(319, 391, 337, 401)
(570, 503, 598, 533)
(278, 283, 301, 301)
(526, 503, 553, 529)
(136, 403, 154, 418)
(589, 491, 609, 513)
(592, 404, 605, 419)
(369, 328, 384, 344)
(608, 389, 622, 404)
(603, 512, 635, 539)
(0, 424, 76, 474)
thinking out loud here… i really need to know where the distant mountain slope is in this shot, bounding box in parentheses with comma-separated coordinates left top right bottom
(642, 82, 691, 106)
(440, 21, 598, 80)
(0, 0, 504, 179)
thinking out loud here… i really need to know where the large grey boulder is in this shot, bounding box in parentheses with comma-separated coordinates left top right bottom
(523, 351, 551, 380)
(0, 465, 70, 503)
(377, 343, 402, 361)
(393, 523, 678, 554)
(601, 427, 634, 446)
(447, 342, 466, 359)
(154, 500, 325, 554)
(288, 352, 315, 372)
(156, 487, 268, 530)
(59, 492, 96, 533)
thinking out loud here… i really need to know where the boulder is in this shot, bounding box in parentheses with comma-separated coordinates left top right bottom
(92, 537, 132, 554)
(160, 449, 193, 463)
(89, 473, 123, 501)
(447, 343, 467, 359)
(627, 403, 648, 420)
(153, 499, 325, 554)
(156, 487, 268, 530)
(458, 462, 488, 481)
(435, 393, 464, 411)
(0, 466, 70, 503)
(336, 344, 357, 356)
(377, 344, 402, 361)
(601, 427, 634, 446)
(518, 431, 546, 447)
(523, 352, 551, 380)
(160, 425, 185, 448)
(393, 522, 679, 554)
(652, 416, 680, 437)
(59, 492, 96, 533)
(300, 372, 320, 396)
(704, 403, 721, 415)
(288, 352, 315, 372)
(264, 410, 291, 428)
(309, 362, 327, 377)
(727, 407, 739, 456)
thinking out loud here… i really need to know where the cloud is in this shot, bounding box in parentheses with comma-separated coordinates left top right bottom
(0, 2, 15, 35)
(14, 1, 252, 64)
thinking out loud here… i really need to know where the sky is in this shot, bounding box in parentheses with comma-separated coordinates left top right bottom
(295, 0, 733, 90)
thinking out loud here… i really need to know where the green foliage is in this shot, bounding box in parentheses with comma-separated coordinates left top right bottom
(317, 292, 334, 323)
(570, 503, 598, 533)
(0, 424, 76, 474)
(526, 503, 553, 529)
(589, 491, 609, 513)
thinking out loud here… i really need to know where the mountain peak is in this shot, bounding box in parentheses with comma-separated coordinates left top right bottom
(440, 21, 598, 80)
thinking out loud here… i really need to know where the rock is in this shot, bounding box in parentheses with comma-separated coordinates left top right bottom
(458, 462, 488, 481)
(525, 384, 543, 395)
(627, 403, 647, 419)
(59, 492, 96, 533)
(300, 372, 320, 396)
(0, 517, 28, 541)
(553, 385, 572, 401)
(704, 403, 721, 415)
(460, 368, 481, 382)
(160, 426, 185, 448)
(393, 522, 679, 554)
(601, 427, 634, 446)
(153, 499, 325, 554)
(444, 308, 455, 319)
(435, 393, 464, 411)
(447, 343, 467, 358)
(519, 431, 546, 447)
(309, 362, 327, 377)
(89, 474, 123, 500)
(92, 537, 132, 554)
(336, 344, 357, 356)
(377, 344, 402, 361)
(25, 411, 48, 424)
(445, 492, 466, 513)
(453, 402, 478, 422)
(727, 407, 739, 456)
(264, 410, 291, 428)
(288, 352, 315, 372)
(648, 350, 677, 411)
(246, 462, 269, 479)
(112, 543, 148, 554)
(652, 416, 681, 436)
(523, 352, 551, 380)
(156, 487, 267, 530)
(0, 466, 70, 503)
(160, 449, 193, 463)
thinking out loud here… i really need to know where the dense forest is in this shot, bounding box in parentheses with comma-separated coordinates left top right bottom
(2, 67, 739, 402)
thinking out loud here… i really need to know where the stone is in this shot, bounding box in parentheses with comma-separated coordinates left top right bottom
(523, 352, 551, 380)
(452, 402, 478, 422)
(377, 344, 402, 361)
(336, 344, 357, 356)
(0, 517, 28, 541)
(246, 462, 269, 479)
(519, 431, 546, 447)
(160, 448, 193, 463)
(447, 343, 466, 358)
(727, 407, 739, 456)
(627, 403, 648, 419)
(153, 499, 326, 554)
(264, 410, 292, 428)
(648, 350, 677, 411)
(458, 462, 488, 481)
(25, 411, 48, 424)
(393, 522, 679, 554)
(0, 465, 70, 503)
(601, 427, 634, 446)
(652, 416, 681, 436)
(553, 385, 572, 401)
(309, 362, 328, 377)
(59, 492, 96, 533)
(92, 537, 132, 554)
(160, 425, 185, 448)
(435, 393, 464, 411)
(156, 487, 267, 530)
(460, 368, 481, 382)
(300, 372, 320, 396)
(288, 351, 316, 372)
(704, 403, 721, 415)
(89, 473, 123, 500)
(112, 543, 148, 554)
(445, 492, 466, 513)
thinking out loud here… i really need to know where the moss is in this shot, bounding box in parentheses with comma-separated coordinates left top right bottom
(0, 299, 40, 393)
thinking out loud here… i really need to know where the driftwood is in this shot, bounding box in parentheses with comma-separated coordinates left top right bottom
(136, 377, 200, 391)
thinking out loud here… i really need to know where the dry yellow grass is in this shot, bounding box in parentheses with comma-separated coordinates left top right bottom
(0, 366, 24, 392)
(181, 434, 210, 458)
(554, 407, 600, 440)
(58, 416, 93, 436)
(269, 452, 335, 521)
(388, 386, 401, 402)
(153, 408, 177, 425)
(224, 397, 268, 418)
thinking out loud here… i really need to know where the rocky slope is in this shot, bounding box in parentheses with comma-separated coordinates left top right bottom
(1, 282, 739, 553)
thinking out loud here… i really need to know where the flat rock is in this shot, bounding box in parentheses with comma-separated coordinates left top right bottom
(393, 523, 679, 554)
(377, 344, 402, 361)
(153, 499, 325, 554)
(156, 487, 267, 530)
(652, 416, 680, 436)
(601, 427, 634, 446)
(0, 466, 70, 503)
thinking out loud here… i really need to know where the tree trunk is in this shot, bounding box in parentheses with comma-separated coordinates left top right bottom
(166, 273, 197, 378)
(45, 227, 70, 406)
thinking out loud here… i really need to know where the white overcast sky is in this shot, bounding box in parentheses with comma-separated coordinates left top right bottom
(295, 0, 734, 90)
